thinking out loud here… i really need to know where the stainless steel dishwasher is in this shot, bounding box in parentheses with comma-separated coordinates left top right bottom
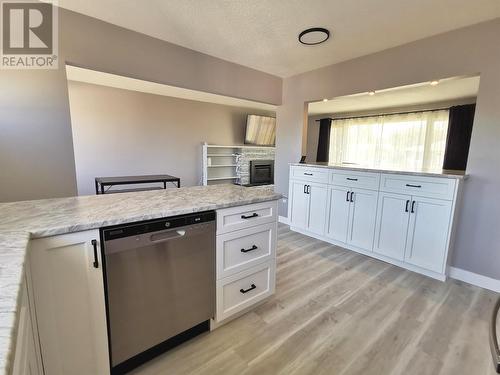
(100, 211, 216, 374)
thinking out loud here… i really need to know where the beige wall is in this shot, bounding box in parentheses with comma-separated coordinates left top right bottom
(67, 81, 274, 195)
(276, 18, 500, 280)
(0, 8, 281, 202)
(306, 98, 477, 162)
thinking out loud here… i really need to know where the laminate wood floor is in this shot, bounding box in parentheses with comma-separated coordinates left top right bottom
(133, 224, 499, 375)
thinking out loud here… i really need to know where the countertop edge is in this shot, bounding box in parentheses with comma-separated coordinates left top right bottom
(289, 163, 468, 179)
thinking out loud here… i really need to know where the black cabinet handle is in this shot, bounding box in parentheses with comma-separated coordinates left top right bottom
(405, 200, 410, 212)
(346, 178, 358, 181)
(346, 191, 350, 202)
(241, 245, 258, 253)
(406, 184, 422, 188)
(91, 239, 99, 268)
(241, 213, 259, 219)
(350, 191, 354, 202)
(411, 201, 416, 213)
(240, 284, 256, 294)
(307, 185, 311, 194)
(304, 172, 313, 176)
(304, 184, 307, 194)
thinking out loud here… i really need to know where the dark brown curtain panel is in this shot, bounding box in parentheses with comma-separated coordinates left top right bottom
(442, 104, 476, 170)
(316, 118, 332, 162)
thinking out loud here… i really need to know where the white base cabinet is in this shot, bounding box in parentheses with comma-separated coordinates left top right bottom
(289, 180, 328, 235)
(214, 200, 278, 324)
(11, 278, 42, 375)
(289, 165, 462, 280)
(326, 187, 378, 252)
(28, 230, 109, 375)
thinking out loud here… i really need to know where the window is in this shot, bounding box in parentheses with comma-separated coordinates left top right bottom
(328, 110, 449, 171)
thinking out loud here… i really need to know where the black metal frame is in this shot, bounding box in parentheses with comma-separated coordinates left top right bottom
(95, 174, 181, 195)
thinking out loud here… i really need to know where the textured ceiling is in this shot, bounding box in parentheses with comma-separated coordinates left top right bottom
(58, 0, 500, 77)
(308, 76, 480, 115)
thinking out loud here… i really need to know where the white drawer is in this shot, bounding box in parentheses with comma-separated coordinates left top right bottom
(330, 169, 380, 190)
(216, 222, 276, 279)
(216, 200, 277, 234)
(380, 174, 457, 200)
(290, 166, 329, 183)
(216, 261, 275, 322)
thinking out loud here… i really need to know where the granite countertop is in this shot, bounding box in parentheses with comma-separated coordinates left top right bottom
(290, 162, 467, 179)
(0, 184, 281, 374)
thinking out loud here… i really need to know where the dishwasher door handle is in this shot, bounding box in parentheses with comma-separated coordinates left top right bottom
(490, 297, 500, 373)
(150, 230, 186, 243)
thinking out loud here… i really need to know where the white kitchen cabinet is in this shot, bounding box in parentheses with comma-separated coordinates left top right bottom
(11, 278, 42, 375)
(347, 188, 378, 251)
(289, 180, 309, 229)
(326, 187, 350, 243)
(373, 192, 411, 261)
(28, 230, 109, 375)
(307, 183, 329, 235)
(289, 180, 328, 235)
(289, 164, 463, 281)
(326, 187, 377, 251)
(215, 201, 278, 325)
(405, 197, 453, 273)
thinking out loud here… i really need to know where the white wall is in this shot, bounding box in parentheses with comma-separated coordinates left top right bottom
(67, 81, 274, 195)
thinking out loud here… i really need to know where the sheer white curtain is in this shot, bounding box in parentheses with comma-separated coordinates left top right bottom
(328, 110, 449, 171)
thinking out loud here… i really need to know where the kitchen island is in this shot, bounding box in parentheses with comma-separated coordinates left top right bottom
(0, 184, 281, 375)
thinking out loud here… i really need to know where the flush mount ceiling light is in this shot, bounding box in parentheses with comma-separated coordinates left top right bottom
(322, 98, 328, 102)
(299, 27, 330, 45)
(430, 80, 440, 86)
(368, 91, 376, 96)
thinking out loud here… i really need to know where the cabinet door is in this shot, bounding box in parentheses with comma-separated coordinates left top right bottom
(11, 279, 42, 375)
(307, 183, 329, 235)
(405, 197, 452, 273)
(29, 230, 109, 375)
(347, 188, 378, 251)
(289, 180, 309, 229)
(373, 192, 411, 261)
(326, 187, 350, 243)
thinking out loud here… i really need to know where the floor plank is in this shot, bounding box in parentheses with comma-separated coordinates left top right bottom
(134, 223, 498, 375)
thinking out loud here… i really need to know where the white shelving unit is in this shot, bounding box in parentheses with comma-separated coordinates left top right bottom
(202, 143, 275, 185)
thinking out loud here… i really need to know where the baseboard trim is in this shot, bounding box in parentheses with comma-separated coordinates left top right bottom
(448, 267, 500, 293)
(278, 215, 290, 225)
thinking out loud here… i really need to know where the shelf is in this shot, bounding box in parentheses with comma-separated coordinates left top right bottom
(207, 154, 238, 157)
(207, 176, 239, 181)
(205, 144, 275, 150)
(208, 165, 237, 168)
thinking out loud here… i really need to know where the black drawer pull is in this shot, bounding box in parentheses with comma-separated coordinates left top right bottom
(241, 245, 258, 253)
(304, 172, 313, 176)
(405, 200, 410, 212)
(406, 184, 422, 188)
(91, 239, 99, 268)
(240, 284, 256, 294)
(346, 178, 358, 181)
(241, 213, 259, 219)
